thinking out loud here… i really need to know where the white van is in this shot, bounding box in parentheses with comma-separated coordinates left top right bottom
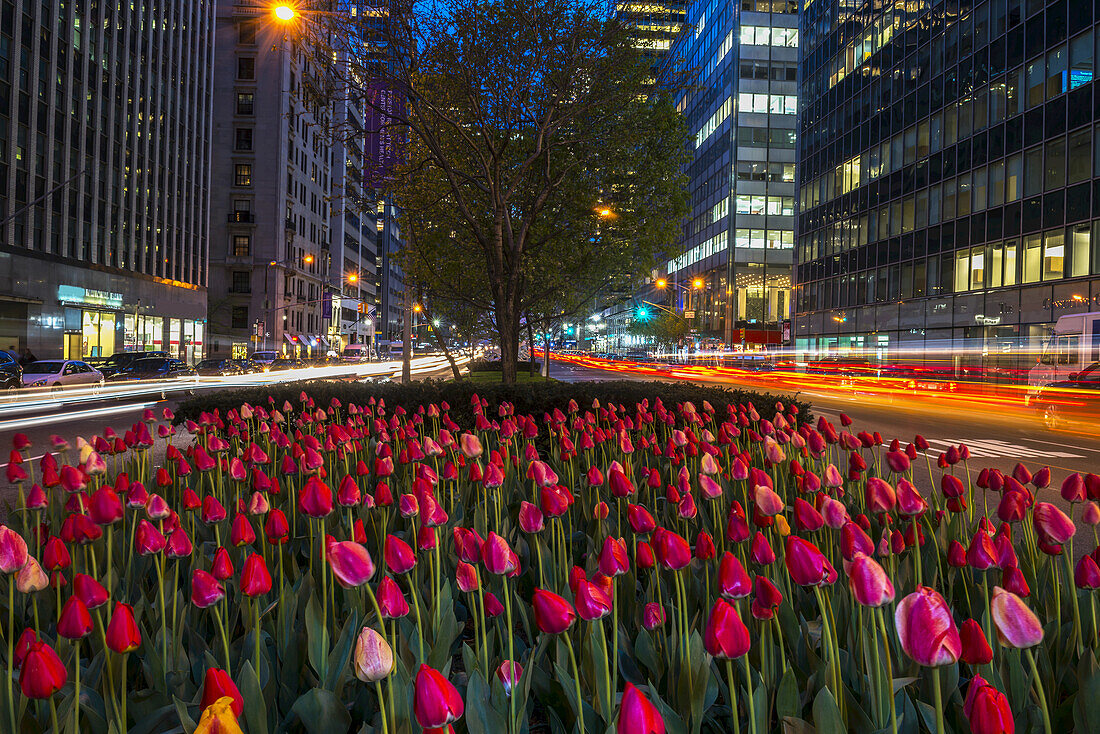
(1026, 311, 1100, 400)
(342, 344, 371, 363)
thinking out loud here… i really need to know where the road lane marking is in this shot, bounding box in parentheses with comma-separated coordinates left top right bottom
(0, 403, 156, 433)
(925, 438, 1083, 459)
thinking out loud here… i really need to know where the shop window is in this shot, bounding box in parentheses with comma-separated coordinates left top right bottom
(231, 306, 249, 330)
(1022, 234, 1043, 282)
(234, 164, 252, 186)
(1070, 223, 1091, 277)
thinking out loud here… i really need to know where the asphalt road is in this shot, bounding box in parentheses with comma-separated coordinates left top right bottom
(549, 359, 1100, 510)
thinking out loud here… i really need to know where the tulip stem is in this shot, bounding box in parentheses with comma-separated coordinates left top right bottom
(503, 576, 517, 734)
(611, 582, 620, 694)
(1025, 648, 1053, 734)
(561, 632, 584, 729)
(49, 697, 59, 734)
(121, 653, 128, 729)
(213, 604, 232, 676)
(931, 667, 944, 734)
(725, 659, 741, 734)
(375, 680, 389, 734)
(406, 571, 425, 663)
(72, 637, 81, 733)
(743, 656, 758, 734)
(7, 576, 14, 734)
(875, 607, 898, 734)
(1063, 544, 1083, 657)
(254, 597, 262, 682)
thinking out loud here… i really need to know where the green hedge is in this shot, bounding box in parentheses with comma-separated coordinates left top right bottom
(172, 378, 809, 428)
(467, 358, 542, 372)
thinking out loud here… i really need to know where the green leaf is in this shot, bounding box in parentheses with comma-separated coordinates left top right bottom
(465, 671, 508, 734)
(812, 688, 847, 734)
(173, 696, 196, 733)
(634, 629, 660, 679)
(240, 661, 268, 734)
(324, 611, 360, 692)
(777, 668, 800, 720)
(304, 594, 325, 677)
(781, 717, 815, 734)
(289, 688, 352, 734)
(1074, 652, 1100, 734)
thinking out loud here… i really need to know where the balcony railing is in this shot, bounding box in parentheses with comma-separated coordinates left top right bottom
(228, 211, 255, 223)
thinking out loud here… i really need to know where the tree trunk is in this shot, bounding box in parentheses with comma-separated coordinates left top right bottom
(526, 313, 536, 377)
(543, 327, 551, 379)
(401, 282, 412, 383)
(497, 305, 519, 385)
(425, 308, 463, 380)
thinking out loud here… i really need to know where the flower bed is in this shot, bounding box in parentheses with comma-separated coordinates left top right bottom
(2, 389, 1099, 733)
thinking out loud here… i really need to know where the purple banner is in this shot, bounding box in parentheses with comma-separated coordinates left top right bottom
(364, 78, 406, 187)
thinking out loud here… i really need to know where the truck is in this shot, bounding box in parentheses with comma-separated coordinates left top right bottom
(1026, 311, 1100, 401)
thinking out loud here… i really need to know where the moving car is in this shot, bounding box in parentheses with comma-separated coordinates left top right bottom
(107, 357, 196, 382)
(270, 357, 306, 371)
(232, 359, 265, 374)
(97, 351, 170, 379)
(1033, 361, 1100, 430)
(0, 351, 22, 390)
(342, 344, 372, 362)
(194, 358, 245, 377)
(21, 360, 104, 389)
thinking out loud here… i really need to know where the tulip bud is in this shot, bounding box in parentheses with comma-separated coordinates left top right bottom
(106, 602, 142, 654)
(191, 569, 226, 608)
(959, 618, 993, 665)
(894, 586, 961, 666)
(20, 642, 67, 699)
(532, 588, 576, 634)
(354, 627, 394, 682)
(200, 668, 244, 718)
(413, 664, 465, 728)
(847, 552, 895, 607)
(642, 602, 666, 630)
(963, 676, 1014, 734)
(617, 682, 665, 734)
(989, 586, 1043, 648)
(240, 553, 272, 597)
(57, 595, 94, 640)
(704, 598, 750, 659)
(496, 661, 523, 697)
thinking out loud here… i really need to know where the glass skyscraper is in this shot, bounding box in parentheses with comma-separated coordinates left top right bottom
(795, 0, 1100, 375)
(659, 0, 798, 349)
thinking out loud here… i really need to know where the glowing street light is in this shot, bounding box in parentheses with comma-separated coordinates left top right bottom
(273, 4, 297, 21)
(433, 319, 441, 327)
(413, 304, 423, 313)
(692, 278, 704, 289)
(303, 254, 314, 265)
(346, 272, 359, 283)
(655, 278, 667, 289)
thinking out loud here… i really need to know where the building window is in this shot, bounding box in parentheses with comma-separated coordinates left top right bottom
(1070, 32, 1094, 88)
(1043, 230, 1065, 281)
(236, 93, 254, 115)
(1022, 234, 1043, 283)
(235, 128, 253, 151)
(237, 57, 255, 80)
(232, 235, 251, 257)
(231, 306, 249, 330)
(234, 164, 252, 187)
(1071, 224, 1091, 277)
(238, 21, 257, 45)
(1068, 129, 1091, 184)
(231, 271, 251, 293)
(1045, 137, 1066, 190)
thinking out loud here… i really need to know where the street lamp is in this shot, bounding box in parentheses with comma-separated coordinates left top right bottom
(347, 272, 358, 284)
(273, 4, 297, 21)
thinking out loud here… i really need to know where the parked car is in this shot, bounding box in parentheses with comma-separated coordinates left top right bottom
(1033, 362, 1100, 429)
(232, 359, 265, 374)
(194, 358, 245, 377)
(342, 344, 372, 362)
(0, 351, 22, 390)
(97, 351, 170, 379)
(270, 358, 306, 371)
(107, 358, 196, 382)
(21, 360, 104, 390)
(250, 351, 279, 367)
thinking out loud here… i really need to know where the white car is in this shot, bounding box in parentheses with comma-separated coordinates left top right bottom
(21, 360, 105, 390)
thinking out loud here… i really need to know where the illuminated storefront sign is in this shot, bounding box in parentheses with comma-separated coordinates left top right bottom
(57, 285, 124, 309)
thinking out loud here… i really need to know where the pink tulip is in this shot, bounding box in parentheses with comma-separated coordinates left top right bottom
(1033, 502, 1075, 543)
(894, 586, 961, 666)
(989, 586, 1043, 648)
(327, 540, 375, 588)
(847, 552, 895, 607)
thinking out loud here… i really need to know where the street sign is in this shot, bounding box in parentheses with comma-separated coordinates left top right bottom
(684, 310, 696, 319)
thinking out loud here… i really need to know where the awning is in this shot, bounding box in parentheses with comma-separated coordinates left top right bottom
(318, 336, 330, 347)
(283, 334, 298, 344)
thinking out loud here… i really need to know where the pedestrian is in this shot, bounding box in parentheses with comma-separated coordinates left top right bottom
(18, 348, 36, 366)
(4, 344, 19, 362)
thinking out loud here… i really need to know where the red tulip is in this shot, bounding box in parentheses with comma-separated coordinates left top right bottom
(847, 552, 895, 607)
(385, 535, 417, 575)
(327, 540, 375, 588)
(211, 547, 235, 581)
(264, 509, 289, 545)
(298, 477, 334, 518)
(532, 588, 576, 634)
(894, 586, 961, 666)
(947, 540, 967, 567)
(496, 660, 523, 696)
(518, 501, 545, 533)
(964, 675, 1015, 734)
(785, 536, 835, 587)
(599, 537, 630, 577)
(1001, 566, 1031, 597)
(642, 602, 666, 630)
(1075, 555, 1100, 589)
(73, 573, 109, 609)
(482, 532, 519, 575)
(201, 667, 244, 717)
(575, 580, 612, 621)
(967, 530, 999, 571)
(455, 562, 480, 593)
(57, 595, 94, 639)
(20, 642, 67, 698)
(377, 575, 410, 618)
(793, 498, 824, 532)
(627, 504, 656, 534)
(1032, 502, 1075, 543)
(703, 598, 750, 659)
(191, 569, 226, 608)
(718, 552, 752, 598)
(240, 553, 272, 597)
(754, 575, 784, 610)
(989, 586, 1043, 648)
(865, 477, 896, 514)
(617, 682, 665, 734)
(414, 663, 465, 728)
(652, 528, 691, 571)
(105, 602, 142, 653)
(959, 618, 993, 665)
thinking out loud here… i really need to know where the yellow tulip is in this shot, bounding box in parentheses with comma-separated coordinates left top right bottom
(194, 697, 244, 734)
(774, 515, 791, 536)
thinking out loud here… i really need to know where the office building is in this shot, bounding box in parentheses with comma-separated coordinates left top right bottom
(795, 0, 1100, 374)
(658, 0, 799, 349)
(616, 0, 689, 86)
(0, 1, 213, 361)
